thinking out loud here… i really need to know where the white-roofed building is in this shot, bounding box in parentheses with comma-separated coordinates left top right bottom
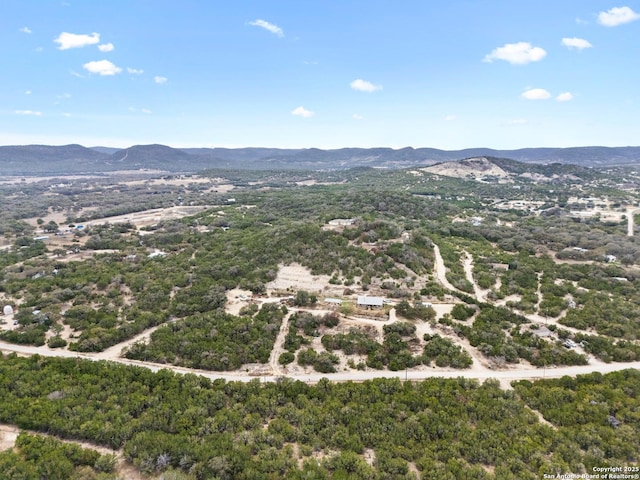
(357, 296, 383, 309)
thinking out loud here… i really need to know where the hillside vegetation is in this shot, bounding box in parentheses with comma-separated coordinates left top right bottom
(1, 159, 640, 477)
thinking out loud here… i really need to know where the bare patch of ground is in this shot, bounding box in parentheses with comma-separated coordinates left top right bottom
(431, 303, 455, 319)
(24, 208, 78, 228)
(422, 157, 511, 181)
(0, 423, 19, 451)
(267, 263, 334, 295)
(363, 448, 376, 467)
(204, 183, 235, 194)
(83, 205, 213, 230)
(225, 288, 254, 316)
(122, 175, 215, 187)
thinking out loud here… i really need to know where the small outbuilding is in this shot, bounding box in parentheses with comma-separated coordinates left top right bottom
(324, 298, 343, 306)
(3, 305, 14, 316)
(533, 326, 553, 338)
(328, 218, 355, 227)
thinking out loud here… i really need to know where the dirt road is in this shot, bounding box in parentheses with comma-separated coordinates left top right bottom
(269, 311, 293, 375)
(2, 338, 638, 386)
(463, 251, 490, 302)
(432, 244, 458, 292)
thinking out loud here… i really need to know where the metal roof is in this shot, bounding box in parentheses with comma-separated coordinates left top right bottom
(357, 296, 383, 307)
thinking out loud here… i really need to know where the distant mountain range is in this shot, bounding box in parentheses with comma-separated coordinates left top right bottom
(1, 143, 640, 175)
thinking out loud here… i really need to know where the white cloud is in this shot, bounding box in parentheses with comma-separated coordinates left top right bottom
(127, 67, 144, 75)
(141, 108, 152, 114)
(62, 113, 71, 118)
(521, 88, 552, 100)
(98, 43, 114, 52)
(19, 27, 32, 34)
(25, 90, 32, 95)
(352, 113, 364, 120)
(154, 76, 168, 84)
(15, 110, 42, 116)
(444, 114, 457, 121)
(82, 59, 122, 76)
(598, 6, 640, 26)
(249, 19, 284, 37)
(57, 93, 72, 100)
(291, 106, 314, 118)
(54, 32, 100, 50)
(556, 92, 574, 102)
(506, 118, 528, 125)
(483, 42, 547, 64)
(561, 37, 592, 50)
(350, 79, 383, 93)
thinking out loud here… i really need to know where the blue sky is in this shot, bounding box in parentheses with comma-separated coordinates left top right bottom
(2, 0, 639, 149)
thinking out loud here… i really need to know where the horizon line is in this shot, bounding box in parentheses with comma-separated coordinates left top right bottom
(2, 143, 639, 151)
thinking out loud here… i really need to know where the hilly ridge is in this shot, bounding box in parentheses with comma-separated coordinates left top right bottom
(1, 143, 640, 175)
(422, 156, 600, 182)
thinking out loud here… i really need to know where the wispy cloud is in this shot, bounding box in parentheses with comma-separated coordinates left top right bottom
(556, 92, 574, 102)
(598, 6, 640, 26)
(444, 114, 457, 121)
(15, 110, 42, 116)
(83, 59, 122, 76)
(98, 43, 114, 52)
(154, 76, 168, 84)
(249, 19, 284, 37)
(19, 27, 32, 34)
(291, 106, 314, 118)
(353, 113, 364, 120)
(25, 90, 32, 95)
(141, 108, 152, 114)
(127, 67, 144, 75)
(521, 88, 551, 100)
(561, 37, 592, 50)
(350, 79, 383, 93)
(483, 42, 546, 64)
(54, 32, 100, 50)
